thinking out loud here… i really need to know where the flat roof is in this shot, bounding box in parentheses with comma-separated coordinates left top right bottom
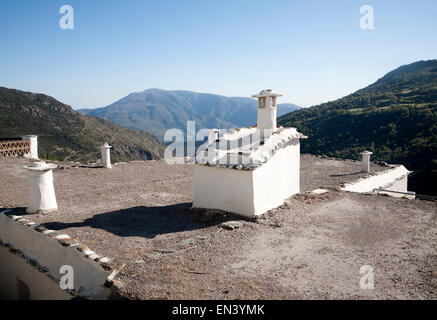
(0, 156, 435, 299)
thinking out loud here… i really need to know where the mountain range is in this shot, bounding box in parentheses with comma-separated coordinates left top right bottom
(0, 87, 164, 162)
(2, 60, 435, 196)
(78, 89, 300, 140)
(278, 60, 437, 196)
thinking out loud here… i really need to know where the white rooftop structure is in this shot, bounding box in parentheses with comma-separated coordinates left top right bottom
(193, 89, 306, 217)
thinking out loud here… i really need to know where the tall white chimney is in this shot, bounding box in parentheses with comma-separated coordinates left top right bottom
(100, 143, 112, 169)
(251, 89, 282, 134)
(360, 150, 373, 173)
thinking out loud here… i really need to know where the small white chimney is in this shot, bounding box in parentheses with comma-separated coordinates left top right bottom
(360, 150, 373, 173)
(100, 143, 112, 169)
(22, 135, 38, 160)
(24, 161, 58, 213)
(251, 89, 282, 134)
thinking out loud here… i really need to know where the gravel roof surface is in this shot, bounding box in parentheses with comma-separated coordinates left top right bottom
(0, 156, 435, 299)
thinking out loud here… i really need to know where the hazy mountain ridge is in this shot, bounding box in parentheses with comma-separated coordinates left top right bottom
(278, 60, 437, 195)
(0, 87, 165, 162)
(79, 89, 301, 140)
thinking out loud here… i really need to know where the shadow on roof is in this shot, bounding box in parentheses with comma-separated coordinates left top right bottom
(329, 171, 362, 177)
(40, 203, 222, 239)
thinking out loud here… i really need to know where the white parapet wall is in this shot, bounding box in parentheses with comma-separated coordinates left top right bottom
(0, 210, 124, 300)
(375, 174, 416, 199)
(341, 165, 414, 198)
(193, 142, 300, 217)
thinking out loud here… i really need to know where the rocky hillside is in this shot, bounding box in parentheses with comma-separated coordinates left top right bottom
(0, 87, 165, 162)
(79, 89, 300, 140)
(279, 60, 437, 195)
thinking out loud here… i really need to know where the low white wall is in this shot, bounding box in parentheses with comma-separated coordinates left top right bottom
(376, 175, 415, 199)
(341, 165, 411, 195)
(193, 165, 255, 217)
(0, 211, 123, 300)
(0, 247, 72, 300)
(252, 142, 300, 215)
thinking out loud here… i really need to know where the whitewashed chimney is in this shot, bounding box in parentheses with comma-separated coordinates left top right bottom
(208, 129, 218, 145)
(22, 135, 38, 160)
(100, 143, 112, 169)
(360, 151, 373, 173)
(251, 89, 282, 134)
(25, 161, 58, 214)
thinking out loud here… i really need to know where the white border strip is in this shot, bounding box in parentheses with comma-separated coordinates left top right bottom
(341, 165, 411, 193)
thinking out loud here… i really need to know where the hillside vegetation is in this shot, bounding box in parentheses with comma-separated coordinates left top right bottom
(279, 60, 437, 195)
(0, 87, 164, 162)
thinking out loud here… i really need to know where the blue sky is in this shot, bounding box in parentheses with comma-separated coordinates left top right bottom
(0, 0, 436, 109)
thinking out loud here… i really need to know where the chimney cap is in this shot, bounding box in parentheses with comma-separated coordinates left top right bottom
(360, 150, 373, 155)
(25, 161, 57, 171)
(251, 89, 282, 98)
(100, 142, 112, 149)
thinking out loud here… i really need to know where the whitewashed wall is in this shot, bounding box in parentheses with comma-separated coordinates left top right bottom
(341, 165, 411, 196)
(193, 165, 255, 217)
(0, 247, 72, 300)
(0, 211, 122, 300)
(252, 142, 300, 215)
(376, 175, 415, 199)
(193, 140, 301, 217)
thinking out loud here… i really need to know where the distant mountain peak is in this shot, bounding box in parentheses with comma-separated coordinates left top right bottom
(79, 89, 301, 140)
